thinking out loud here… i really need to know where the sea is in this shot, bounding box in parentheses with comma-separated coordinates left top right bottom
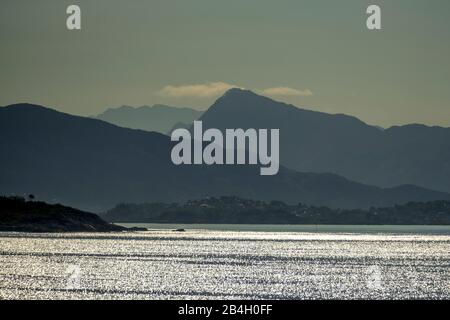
(0, 224, 449, 300)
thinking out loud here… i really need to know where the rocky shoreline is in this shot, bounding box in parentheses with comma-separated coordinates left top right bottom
(0, 196, 144, 233)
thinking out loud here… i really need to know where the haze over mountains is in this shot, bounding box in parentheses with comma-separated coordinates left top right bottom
(200, 89, 450, 193)
(95, 104, 202, 134)
(1, 103, 449, 212)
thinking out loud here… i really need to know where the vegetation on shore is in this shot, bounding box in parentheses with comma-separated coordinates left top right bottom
(0, 196, 127, 232)
(103, 196, 450, 225)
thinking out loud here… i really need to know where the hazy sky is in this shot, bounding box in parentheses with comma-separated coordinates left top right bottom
(1, 0, 449, 127)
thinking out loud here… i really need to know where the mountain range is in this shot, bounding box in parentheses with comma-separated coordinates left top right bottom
(2, 102, 449, 212)
(200, 89, 450, 193)
(95, 104, 202, 134)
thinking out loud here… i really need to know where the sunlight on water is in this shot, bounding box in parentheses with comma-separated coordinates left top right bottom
(0, 230, 449, 300)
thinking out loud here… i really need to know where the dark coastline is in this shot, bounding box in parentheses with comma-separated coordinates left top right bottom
(0, 196, 137, 233)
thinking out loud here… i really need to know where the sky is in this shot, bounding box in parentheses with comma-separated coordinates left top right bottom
(1, 0, 449, 127)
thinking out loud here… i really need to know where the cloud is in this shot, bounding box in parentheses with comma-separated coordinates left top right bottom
(157, 83, 313, 99)
(158, 82, 240, 98)
(261, 87, 313, 97)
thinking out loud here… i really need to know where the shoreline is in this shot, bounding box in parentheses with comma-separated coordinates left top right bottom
(117, 223, 450, 234)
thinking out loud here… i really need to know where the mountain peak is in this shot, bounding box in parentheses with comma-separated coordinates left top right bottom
(4, 103, 53, 111)
(95, 103, 202, 134)
(209, 88, 378, 128)
(220, 88, 272, 103)
(216, 88, 279, 110)
(2, 103, 66, 117)
(223, 87, 257, 97)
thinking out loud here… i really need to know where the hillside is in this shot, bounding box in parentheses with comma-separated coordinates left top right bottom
(0, 196, 126, 232)
(103, 196, 450, 225)
(199, 89, 450, 193)
(1, 103, 449, 212)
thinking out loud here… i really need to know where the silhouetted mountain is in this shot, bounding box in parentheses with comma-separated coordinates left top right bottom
(200, 88, 450, 193)
(95, 104, 202, 134)
(1, 103, 449, 212)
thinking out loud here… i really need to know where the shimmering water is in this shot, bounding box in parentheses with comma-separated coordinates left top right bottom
(0, 228, 449, 300)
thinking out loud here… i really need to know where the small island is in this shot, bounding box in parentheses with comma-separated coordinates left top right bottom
(0, 196, 132, 232)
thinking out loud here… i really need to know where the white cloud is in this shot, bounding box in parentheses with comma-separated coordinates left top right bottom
(261, 87, 313, 97)
(158, 82, 240, 98)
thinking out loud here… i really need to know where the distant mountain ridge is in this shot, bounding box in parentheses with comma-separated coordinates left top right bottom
(95, 104, 202, 134)
(199, 88, 450, 193)
(1, 103, 450, 212)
